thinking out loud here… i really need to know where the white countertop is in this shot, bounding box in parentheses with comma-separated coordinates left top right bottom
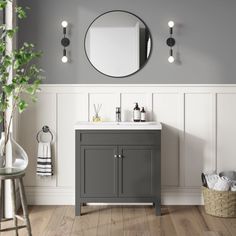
(74, 121, 162, 130)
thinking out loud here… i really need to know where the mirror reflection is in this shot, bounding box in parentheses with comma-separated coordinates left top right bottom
(85, 11, 152, 78)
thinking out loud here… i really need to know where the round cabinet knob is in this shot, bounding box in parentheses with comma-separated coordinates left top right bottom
(118, 155, 123, 158)
(114, 155, 118, 158)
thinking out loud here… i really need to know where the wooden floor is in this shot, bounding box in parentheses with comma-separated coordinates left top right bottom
(1, 205, 236, 236)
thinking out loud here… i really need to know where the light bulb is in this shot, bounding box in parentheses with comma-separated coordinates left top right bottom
(61, 21, 68, 28)
(168, 21, 175, 28)
(168, 56, 175, 63)
(61, 56, 68, 63)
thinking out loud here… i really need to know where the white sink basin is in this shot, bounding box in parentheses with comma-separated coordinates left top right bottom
(74, 121, 162, 130)
(83, 121, 157, 125)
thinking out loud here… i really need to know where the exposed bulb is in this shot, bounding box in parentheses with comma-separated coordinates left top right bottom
(168, 21, 175, 28)
(61, 56, 68, 63)
(168, 56, 175, 63)
(61, 21, 68, 28)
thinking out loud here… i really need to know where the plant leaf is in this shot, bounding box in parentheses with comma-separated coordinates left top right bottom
(15, 6, 27, 19)
(0, 0, 7, 9)
(18, 100, 28, 113)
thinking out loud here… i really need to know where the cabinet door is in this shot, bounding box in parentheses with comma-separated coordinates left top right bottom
(119, 146, 160, 197)
(80, 146, 118, 197)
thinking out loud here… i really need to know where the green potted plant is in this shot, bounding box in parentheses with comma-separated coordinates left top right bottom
(0, 0, 44, 173)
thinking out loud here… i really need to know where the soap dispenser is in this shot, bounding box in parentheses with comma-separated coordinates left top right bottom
(141, 107, 146, 122)
(133, 103, 141, 122)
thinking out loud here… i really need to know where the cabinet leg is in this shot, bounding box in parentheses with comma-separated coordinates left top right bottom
(76, 203, 81, 216)
(155, 199, 161, 216)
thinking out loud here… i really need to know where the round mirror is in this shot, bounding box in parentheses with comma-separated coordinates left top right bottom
(85, 11, 152, 78)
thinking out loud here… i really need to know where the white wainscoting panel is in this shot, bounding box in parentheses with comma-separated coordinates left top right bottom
(217, 93, 236, 173)
(121, 93, 152, 121)
(184, 93, 215, 187)
(14, 85, 236, 205)
(57, 93, 88, 187)
(17, 93, 57, 187)
(89, 93, 120, 121)
(153, 93, 180, 186)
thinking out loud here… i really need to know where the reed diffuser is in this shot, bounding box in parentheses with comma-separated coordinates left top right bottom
(93, 104, 102, 122)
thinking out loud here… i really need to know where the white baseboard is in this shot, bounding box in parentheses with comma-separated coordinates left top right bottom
(25, 186, 203, 206)
(25, 187, 74, 205)
(161, 187, 203, 205)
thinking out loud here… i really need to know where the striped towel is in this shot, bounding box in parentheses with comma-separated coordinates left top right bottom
(37, 142, 53, 176)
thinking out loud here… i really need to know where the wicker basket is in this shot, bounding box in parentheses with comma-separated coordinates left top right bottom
(202, 186, 236, 217)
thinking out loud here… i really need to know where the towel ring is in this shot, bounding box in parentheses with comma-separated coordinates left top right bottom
(36, 126, 53, 143)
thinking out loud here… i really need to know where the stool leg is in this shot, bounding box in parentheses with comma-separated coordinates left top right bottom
(10, 179, 18, 236)
(18, 177, 32, 236)
(0, 179, 3, 231)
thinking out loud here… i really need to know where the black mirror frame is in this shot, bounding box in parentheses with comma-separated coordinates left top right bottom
(84, 10, 153, 79)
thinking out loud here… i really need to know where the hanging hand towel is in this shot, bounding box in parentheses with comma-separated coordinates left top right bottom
(37, 142, 53, 176)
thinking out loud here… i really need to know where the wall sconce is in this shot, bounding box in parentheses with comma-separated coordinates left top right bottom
(166, 21, 176, 63)
(61, 21, 70, 63)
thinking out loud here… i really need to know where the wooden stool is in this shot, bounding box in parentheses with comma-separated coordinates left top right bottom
(0, 172, 32, 236)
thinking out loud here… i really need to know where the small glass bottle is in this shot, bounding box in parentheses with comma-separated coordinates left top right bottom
(92, 114, 102, 122)
(133, 103, 141, 122)
(141, 107, 146, 122)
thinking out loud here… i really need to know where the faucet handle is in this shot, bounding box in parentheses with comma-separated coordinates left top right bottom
(116, 107, 121, 113)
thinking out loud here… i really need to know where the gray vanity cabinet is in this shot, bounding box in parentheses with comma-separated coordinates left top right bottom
(119, 146, 159, 197)
(80, 146, 118, 198)
(76, 130, 161, 216)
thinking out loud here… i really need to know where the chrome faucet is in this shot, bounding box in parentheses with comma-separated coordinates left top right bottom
(116, 107, 121, 122)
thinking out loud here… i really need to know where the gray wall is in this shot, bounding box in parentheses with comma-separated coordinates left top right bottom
(18, 0, 236, 84)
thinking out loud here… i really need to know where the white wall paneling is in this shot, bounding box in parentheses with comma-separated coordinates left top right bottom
(184, 93, 215, 187)
(152, 93, 180, 186)
(15, 85, 236, 205)
(57, 93, 88, 187)
(17, 93, 57, 187)
(89, 93, 120, 121)
(217, 93, 236, 173)
(121, 93, 152, 121)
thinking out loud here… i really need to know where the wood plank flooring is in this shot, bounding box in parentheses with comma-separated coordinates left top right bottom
(1, 205, 236, 236)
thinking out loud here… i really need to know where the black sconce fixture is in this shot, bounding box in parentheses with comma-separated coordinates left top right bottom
(61, 21, 70, 63)
(166, 21, 175, 63)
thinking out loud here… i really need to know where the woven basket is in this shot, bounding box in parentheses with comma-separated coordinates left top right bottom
(202, 186, 236, 217)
